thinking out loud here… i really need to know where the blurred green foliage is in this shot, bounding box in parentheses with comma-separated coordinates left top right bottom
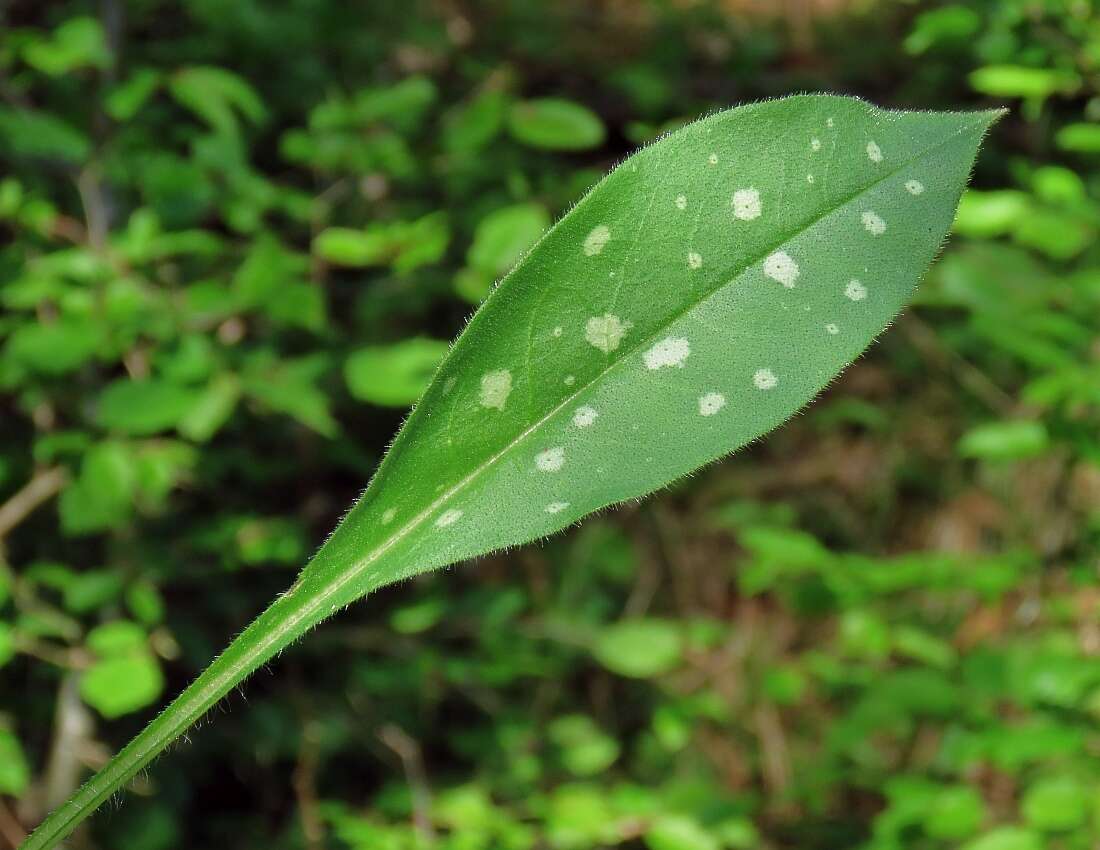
(1, 1, 1099, 849)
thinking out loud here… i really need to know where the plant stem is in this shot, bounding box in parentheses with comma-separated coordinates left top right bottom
(20, 579, 327, 850)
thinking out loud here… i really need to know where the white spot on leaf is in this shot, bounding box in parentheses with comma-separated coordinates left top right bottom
(573, 405, 598, 428)
(811, 137, 821, 152)
(753, 368, 778, 390)
(708, 153, 719, 165)
(826, 116, 835, 128)
(583, 224, 611, 256)
(698, 392, 726, 416)
(644, 337, 691, 370)
(732, 187, 761, 221)
(535, 447, 565, 472)
(381, 508, 396, 524)
(861, 210, 886, 235)
(585, 313, 631, 353)
(564, 375, 576, 386)
(807, 174, 815, 184)
(479, 369, 513, 410)
(552, 326, 563, 338)
(845, 279, 868, 301)
(545, 501, 569, 514)
(687, 251, 703, 270)
(763, 251, 799, 288)
(905, 179, 925, 195)
(435, 509, 463, 528)
(826, 323, 840, 335)
(866, 141, 883, 163)
(675, 194, 687, 210)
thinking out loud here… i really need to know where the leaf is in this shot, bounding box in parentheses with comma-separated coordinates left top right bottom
(97, 379, 200, 436)
(593, 619, 684, 678)
(345, 338, 450, 408)
(22, 95, 999, 850)
(1056, 122, 1100, 154)
(508, 98, 606, 150)
(467, 202, 551, 277)
(968, 65, 1080, 101)
(0, 729, 30, 795)
(168, 66, 266, 137)
(80, 653, 165, 719)
(958, 420, 1049, 461)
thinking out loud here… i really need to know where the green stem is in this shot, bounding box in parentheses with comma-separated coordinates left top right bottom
(21, 579, 326, 850)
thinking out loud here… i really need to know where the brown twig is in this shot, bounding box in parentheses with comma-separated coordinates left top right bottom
(292, 720, 324, 850)
(377, 724, 435, 843)
(0, 798, 26, 850)
(0, 467, 67, 541)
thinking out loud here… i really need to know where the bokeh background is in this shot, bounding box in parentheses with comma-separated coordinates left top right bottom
(2, 1, 1100, 849)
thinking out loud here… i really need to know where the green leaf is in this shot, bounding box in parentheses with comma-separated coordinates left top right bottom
(1020, 777, 1087, 832)
(958, 420, 1049, 461)
(508, 98, 606, 150)
(968, 65, 1080, 100)
(467, 203, 551, 278)
(97, 379, 200, 436)
(0, 107, 90, 162)
(168, 66, 266, 137)
(961, 827, 1043, 850)
(645, 816, 719, 850)
(593, 619, 684, 678)
(1056, 122, 1100, 154)
(922, 785, 986, 839)
(0, 729, 30, 795)
(5, 319, 100, 375)
(22, 16, 111, 76)
(345, 338, 450, 408)
(23, 95, 998, 850)
(80, 653, 165, 719)
(0, 622, 15, 668)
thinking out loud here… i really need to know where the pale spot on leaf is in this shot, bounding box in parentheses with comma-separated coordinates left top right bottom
(811, 137, 821, 152)
(687, 251, 703, 270)
(675, 194, 687, 210)
(732, 187, 761, 221)
(583, 224, 611, 256)
(535, 447, 565, 472)
(861, 210, 886, 235)
(698, 392, 726, 416)
(564, 375, 576, 386)
(552, 326, 563, 338)
(763, 250, 799, 288)
(585, 313, 632, 353)
(826, 323, 839, 335)
(545, 501, 569, 514)
(479, 369, 513, 410)
(826, 116, 835, 128)
(708, 152, 719, 165)
(753, 368, 778, 390)
(573, 405, 598, 428)
(807, 174, 815, 184)
(435, 509, 463, 528)
(644, 337, 691, 370)
(845, 279, 868, 301)
(866, 141, 883, 163)
(905, 179, 925, 195)
(381, 508, 396, 524)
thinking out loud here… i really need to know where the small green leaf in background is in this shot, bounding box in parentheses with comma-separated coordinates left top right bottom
(1056, 123, 1100, 154)
(508, 98, 606, 150)
(168, 66, 266, 137)
(958, 420, 1049, 461)
(21, 16, 111, 76)
(80, 622, 164, 720)
(1020, 776, 1087, 832)
(0, 729, 30, 796)
(645, 815, 719, 850)
(923, 785, 986, 840)
(961, 826, 1043, 850)
(548, 714, 620, 777)
(468, 203, 551, 278)
(97, 379, 200, 436)
(594, 619, 684, 678)
(968, 65, 1080, 101)
(345, 338, 449, 408)
(4, 319, 99, 375)
(0, 622, 15, 668)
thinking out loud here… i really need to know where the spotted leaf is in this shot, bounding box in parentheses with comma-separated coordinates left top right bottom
(25, 95, 1000, 850)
